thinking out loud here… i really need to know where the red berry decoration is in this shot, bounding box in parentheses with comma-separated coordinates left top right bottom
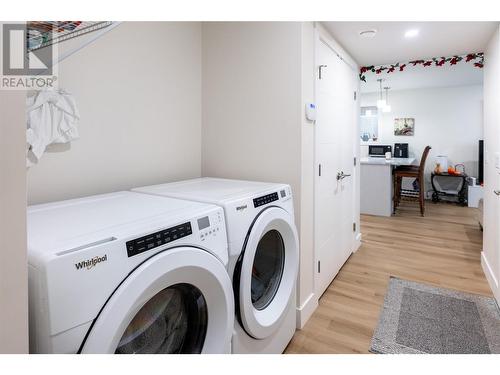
(359, 52, 484, 81)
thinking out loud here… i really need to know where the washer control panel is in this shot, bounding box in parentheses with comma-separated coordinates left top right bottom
(126, 222, 192, 257)
(199, 211, 223, 242)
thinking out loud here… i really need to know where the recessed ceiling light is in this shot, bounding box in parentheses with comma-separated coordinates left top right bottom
(404, 29, 419, 38)
(359, 29, 377, 38)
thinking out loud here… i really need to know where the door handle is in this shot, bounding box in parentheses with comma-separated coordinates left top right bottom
(336, 171, 352, 181)
(494, 190, 500, 196)
(319, 64, 327, 80)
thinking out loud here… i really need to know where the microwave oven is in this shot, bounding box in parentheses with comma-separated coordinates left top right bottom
(369, 145, 392, 157)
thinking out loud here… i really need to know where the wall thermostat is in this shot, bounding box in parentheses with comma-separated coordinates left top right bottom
(305, 102, 316, 122)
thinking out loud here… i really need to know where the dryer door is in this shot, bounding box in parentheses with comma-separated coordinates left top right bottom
(236, 207, 299, 339)
(80, 247, 234, 354)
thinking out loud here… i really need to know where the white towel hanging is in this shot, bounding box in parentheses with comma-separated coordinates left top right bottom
(26, 88, 80, 167)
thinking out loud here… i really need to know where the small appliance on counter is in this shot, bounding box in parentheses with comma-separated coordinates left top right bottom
(394, 143, 409, 158)
(434, 155, 448, 174)
(369, 145, 392, 158)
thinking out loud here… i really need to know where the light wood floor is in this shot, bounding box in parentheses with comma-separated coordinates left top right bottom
(285, 201, 491, 354)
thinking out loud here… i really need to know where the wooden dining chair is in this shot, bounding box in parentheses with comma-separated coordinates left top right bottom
(393, 146, 432, 216)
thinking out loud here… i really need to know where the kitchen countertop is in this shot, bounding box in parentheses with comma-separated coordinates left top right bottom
(360, 156, 417, 217)
(360, 157, 416, 166)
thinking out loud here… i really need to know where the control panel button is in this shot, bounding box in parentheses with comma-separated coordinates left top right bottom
(126, 222, 192, 257)
(253, 192, 279, 208)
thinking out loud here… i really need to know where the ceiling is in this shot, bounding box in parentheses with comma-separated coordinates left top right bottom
(322, 22, 498, 66)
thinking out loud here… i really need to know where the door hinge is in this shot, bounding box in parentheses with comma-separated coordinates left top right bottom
(319, 164, 322, 177)
(354, 91, 357, 100)
(353, 222, 356, 232)
(318, 260, 321, 273)
(354, 157, 357, 166)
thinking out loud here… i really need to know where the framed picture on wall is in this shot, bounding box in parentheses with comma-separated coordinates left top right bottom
(394, 118, 415, 136)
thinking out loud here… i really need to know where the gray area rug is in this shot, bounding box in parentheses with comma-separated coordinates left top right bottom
(370, 277, 500, 354)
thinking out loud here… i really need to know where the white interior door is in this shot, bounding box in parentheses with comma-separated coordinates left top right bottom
(482, 40, 500, 306)
(483, 148, 500, 303)
(314, 38, 356, 297)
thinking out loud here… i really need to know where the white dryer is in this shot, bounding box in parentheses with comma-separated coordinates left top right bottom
(133, 178, 299, 354)
(27, 191, 234, 354)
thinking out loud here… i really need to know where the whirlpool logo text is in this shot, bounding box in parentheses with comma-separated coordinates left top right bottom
(74, 254, 108, 271)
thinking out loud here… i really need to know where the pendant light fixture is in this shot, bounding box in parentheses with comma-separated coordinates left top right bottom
(376, 79, 386, 108)
(383, 86, 391, 113)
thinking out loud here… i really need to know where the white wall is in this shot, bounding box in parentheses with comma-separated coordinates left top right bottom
(201, 22, 302, 193)
(0, 89, 29, 353)
(27, 22, 203, 204)
(482, 25, 500, 304)
(361, 85, 483, 191)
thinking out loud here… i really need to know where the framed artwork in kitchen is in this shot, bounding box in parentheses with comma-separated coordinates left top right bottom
(394, 118, 415, 136)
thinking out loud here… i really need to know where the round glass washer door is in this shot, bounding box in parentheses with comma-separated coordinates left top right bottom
(115, 283, 207, 354)
(251, 230, 285, 311)
(238, 207, 299, 340)
(80, 247, 234, 354)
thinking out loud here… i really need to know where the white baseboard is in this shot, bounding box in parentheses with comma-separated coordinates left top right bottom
(296, 292, 318, 329)
(481, 251, 500, 304)
(353, 233, 362, 252)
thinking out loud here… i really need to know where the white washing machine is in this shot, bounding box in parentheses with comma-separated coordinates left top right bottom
(27, 191, 234, 354)
(133, 178, 299, 354)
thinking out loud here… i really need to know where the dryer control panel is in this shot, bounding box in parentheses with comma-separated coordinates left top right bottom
(126, 222, 192, 257)
(253, 192, 279, 208)
(199, 210, 224, 242)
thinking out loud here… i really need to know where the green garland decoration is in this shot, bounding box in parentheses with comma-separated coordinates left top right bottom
(359, 52, 484, 82)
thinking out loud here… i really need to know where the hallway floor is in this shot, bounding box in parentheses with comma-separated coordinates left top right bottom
(285, 201, 491, 354)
